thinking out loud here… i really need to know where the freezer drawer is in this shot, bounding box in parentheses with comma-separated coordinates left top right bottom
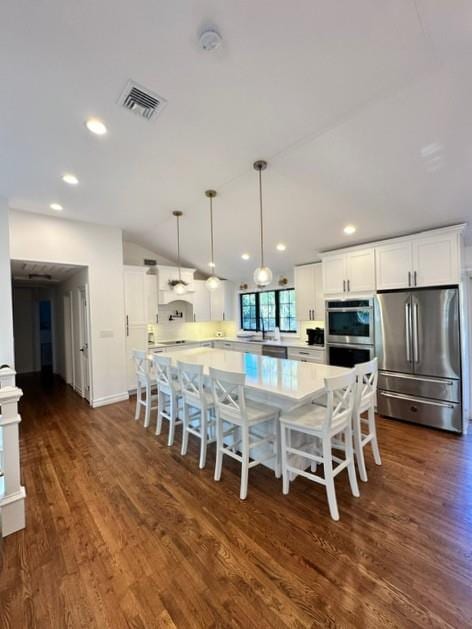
(378, 390, 462, 433)
(378, 371, 460, 403)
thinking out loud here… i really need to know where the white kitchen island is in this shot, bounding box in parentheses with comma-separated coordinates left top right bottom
(151, 347, 349, 473)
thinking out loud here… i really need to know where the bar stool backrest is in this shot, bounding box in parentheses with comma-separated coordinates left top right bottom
(323, 370, 356, 434)
(209, 367, 246, 424)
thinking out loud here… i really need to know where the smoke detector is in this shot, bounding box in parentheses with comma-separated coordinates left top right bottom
(118, 80, 167, 121)
(199, 29, 222, 52)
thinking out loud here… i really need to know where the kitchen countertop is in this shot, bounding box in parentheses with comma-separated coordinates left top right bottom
(149, 336, 325, 350)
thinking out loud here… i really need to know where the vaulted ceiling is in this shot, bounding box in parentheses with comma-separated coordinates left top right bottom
(1, 1, 472, 281)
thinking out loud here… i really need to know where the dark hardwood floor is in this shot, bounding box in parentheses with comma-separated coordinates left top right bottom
(1, 374, 472, 628)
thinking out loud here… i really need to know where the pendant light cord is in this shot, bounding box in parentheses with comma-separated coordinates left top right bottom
(258, 167, 264, 268)
(176, 214, 182, 281)
(210, 196, 215, 271)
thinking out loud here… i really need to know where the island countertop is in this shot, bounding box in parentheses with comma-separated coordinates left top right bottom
(152, 347, 346, 408)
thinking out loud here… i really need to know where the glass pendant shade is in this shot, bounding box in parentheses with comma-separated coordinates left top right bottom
(253, 266, 273, 287)
(174, 281, 187, 295)
(206, 275, 220, 290)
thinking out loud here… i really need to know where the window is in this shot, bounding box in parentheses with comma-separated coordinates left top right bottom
(239, 289, 297, 333)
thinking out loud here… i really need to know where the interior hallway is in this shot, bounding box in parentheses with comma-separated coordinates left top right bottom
(1, 375, 471, 628)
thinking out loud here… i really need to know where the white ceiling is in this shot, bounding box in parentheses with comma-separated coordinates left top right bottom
(11, 260, 82, 283)
(1, 1, 472, 281)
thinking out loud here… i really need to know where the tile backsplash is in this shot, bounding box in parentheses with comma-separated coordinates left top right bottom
(148, 320, 237, 343)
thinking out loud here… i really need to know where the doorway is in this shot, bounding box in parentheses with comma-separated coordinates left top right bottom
(39, 299, 53, 374)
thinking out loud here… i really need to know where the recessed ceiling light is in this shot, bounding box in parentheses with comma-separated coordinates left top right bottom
(85, 118, 107, 136)
(241, 253, 250, 260)
(208, 261, 216, 268)
(50, 203, 63, 211)
(276, 243, 286, 251)
(344, 224, 356, 235)
(62, 173, 79, 185)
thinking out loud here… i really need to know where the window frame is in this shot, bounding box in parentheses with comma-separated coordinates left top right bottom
(239, 288, 297, 333)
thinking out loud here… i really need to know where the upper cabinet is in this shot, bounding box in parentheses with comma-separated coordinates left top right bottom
(145, 274, 158, 324)
(322, 247, 375, 295)
(294, 263, 324, 321)
(192, 280, 211, 322)
(123, 266, 148, 326)
(210, 280, 234, 321)
(157, 265, 195, 305)
(376, 229, 461, 290)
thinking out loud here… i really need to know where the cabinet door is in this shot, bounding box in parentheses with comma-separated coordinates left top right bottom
(210, 281, 233, 321)
(294, 264, 315, 320)
(346, 248, 375, 292)
(375, 242, 413, 290)
(413, 233, 459, 287)
(322, 255, 346, 295)
(145, 274, 158, 324)
(312, 263, 325, 320)
(192, 280, 211, 322)
(126, 325, 148, 390)
(124, 267, 147, 325)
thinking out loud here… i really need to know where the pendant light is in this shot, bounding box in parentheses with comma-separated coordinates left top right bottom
(253, 160, 273, 287)
(205, 189, 221, 291)
(172, 210, 187, 295)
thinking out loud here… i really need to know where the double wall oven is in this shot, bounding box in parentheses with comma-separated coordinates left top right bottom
(326, 298, 375, 368)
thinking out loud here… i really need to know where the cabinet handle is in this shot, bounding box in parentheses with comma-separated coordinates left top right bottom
(343, 280, 346, 292)
(347, 279, 350, 292)
(408, 271, 411, 287)
(126, 315, 129, 336)
(413, 271, 417, 286)
(156, 314, 159, 324)
(193, 314, 196, 322)
(223, 312, 225, 321)
(299, 351, 310, 355)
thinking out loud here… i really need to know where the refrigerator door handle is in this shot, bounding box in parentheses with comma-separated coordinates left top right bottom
(379, 390, 455, 410)
(412, 301, 419, 363)
(405, 302, 411, 362)
(408, 271, 411, 287)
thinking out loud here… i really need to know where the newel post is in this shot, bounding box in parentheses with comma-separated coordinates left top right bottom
(0, 366, 26, 537)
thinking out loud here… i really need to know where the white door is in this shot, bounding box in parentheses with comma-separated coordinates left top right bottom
(413, 234, 459, 288)
(323, 255, 346, 295)
(375, 241, 413, 290)
(78, 287, 91, 402)
(346, 248, 375, 293)
(294, 264, 315, 321)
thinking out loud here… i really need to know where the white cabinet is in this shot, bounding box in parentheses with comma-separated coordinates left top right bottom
(322, 255, 346, 295)
(123, 266, 152, 391)
(376, 230, 461, 290)
(413, 233, 460, 287)
(191, 280, 211, 322)
(375, 241, 413, 290)
(157, 265, 196, 305)
(294, 263, 324, 321)
(210, 281, 234, 321)
(287, 346, 325, 364)
(322, 248, 375, 295)
(146, 274, 158, 324)
(123, 266, 148, 326)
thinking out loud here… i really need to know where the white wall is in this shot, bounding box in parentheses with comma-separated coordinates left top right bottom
(9, 210, 127, 406)
(123, 240, 175, 267)
(0, 199, 14, 366)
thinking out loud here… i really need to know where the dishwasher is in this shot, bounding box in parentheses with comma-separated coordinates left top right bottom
(262, 344, 287, 359)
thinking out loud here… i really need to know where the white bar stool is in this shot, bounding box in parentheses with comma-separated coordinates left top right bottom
(353, 357, 381, 482)
(177, 360, 216, 469)
(152, 354, 182, 446)
(133, 350, 157, 428)
(280, 370, 359, 521)
(209, 367, 280, 500)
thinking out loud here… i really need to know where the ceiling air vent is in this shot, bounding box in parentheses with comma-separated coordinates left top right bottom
(118, 80, 167, 121)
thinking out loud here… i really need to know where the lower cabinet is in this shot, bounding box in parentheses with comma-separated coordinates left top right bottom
(287, 347, 325, 364)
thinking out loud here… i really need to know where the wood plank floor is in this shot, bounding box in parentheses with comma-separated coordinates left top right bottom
(1, 374, 472, 628)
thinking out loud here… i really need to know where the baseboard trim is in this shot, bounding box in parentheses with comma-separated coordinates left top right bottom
(92, 392, 129, 408)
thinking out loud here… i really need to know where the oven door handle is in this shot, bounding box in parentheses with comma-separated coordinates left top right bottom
(326, 307, 373, 313)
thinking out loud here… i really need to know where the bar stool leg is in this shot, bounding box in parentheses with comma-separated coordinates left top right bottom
(240, 425, 250, 500)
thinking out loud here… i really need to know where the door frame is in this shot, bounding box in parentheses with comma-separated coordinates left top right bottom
(78, 285, 92, 403)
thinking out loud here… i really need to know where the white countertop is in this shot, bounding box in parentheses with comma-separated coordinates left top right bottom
(152, 347, 344, 405)
(149, 336, 325, 350)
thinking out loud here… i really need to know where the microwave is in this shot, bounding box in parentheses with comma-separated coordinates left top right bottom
(325, 298, 374, 346)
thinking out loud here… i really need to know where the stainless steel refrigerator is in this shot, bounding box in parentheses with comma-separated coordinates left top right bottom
(375, 287, 462, 432)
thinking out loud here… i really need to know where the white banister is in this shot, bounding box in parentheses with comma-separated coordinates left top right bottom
(0, 366, 26, 537)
